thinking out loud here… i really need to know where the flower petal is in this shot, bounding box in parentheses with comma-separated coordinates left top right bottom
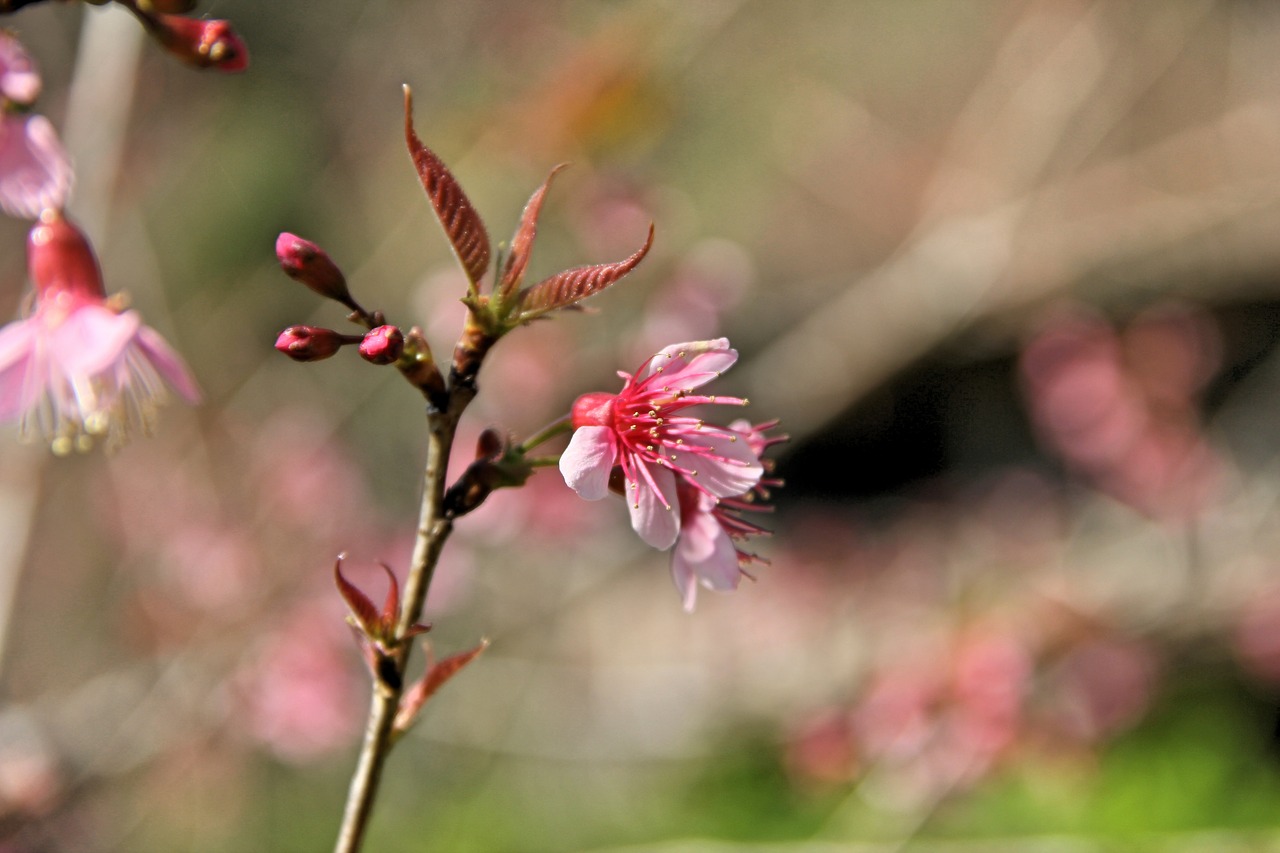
(50, 306, 139, 376)
(670, 499, 741, 612)
(0, 318, 39, 420)
(136, 324, 202, 403)
(0, 34, 41, 105)
(671, 548, 698, 612)
(671, 428, 763, 497)
(627, 461, 679, 549)
(0, 114, 72, 219)
(559, 426, 616, 500)
(641, 338, 737, 388)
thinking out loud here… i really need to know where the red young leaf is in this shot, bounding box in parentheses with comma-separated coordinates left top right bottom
(497, 164, 567, 301)
(517, 224, 654, 318)
(377, 562, 400, 627)
(334, 555, 379, 635)
(393, 638, 490, 734)
(403, 85, 491, 287)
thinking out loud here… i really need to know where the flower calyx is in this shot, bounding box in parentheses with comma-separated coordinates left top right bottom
(334, 555, 430, 689)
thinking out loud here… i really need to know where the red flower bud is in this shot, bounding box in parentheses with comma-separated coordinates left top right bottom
(275, 232, 353, 305)
(358, 325, 404, 365)
(274, 326, 348, 362)
(27, 211, 106, 302)
(152, 16, 248, 73)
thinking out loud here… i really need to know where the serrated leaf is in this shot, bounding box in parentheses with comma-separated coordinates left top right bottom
(334, 556, 379, 636)
(403, 85, 491, 287)
(517, 224, 653, 319)
(497, 164, 567, 302)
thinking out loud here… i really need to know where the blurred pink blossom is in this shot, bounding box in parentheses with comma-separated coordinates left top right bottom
(1234, 587, 1280, 685)
(0, 114, 71, 219)
(1046, 638, 1158, 742)
(1020, 303, 1222, 521)
(0, 212, 199, 453)
(0, 33, 41, 105)
(236, 603, 362, 764)
(0, 33, 71, 219)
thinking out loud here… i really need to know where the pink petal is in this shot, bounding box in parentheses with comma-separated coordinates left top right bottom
(0, 114, 72, 219)
(559, 426, 616, 500)
(671, 428, 763, 497)
(0, 318, 38, 419)
(627, 462, 680, 549)
(50, 306, 139, 376)
(0, 34, 40, 104)
(671, 502, 741, 610)
(641, 338, 737, 388)
(136, 324, 202, 403)
(671, 548, 699, 612)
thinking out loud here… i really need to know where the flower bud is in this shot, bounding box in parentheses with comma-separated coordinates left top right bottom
(274, 326, 347, 362)
(359, 325, 404, 365)
(275, 233, 353, 305)
(151, 16, 248, 73)
(27, 211, 106, 302)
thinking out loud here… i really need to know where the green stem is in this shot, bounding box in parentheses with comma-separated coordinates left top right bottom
(518, 414, 572, 453)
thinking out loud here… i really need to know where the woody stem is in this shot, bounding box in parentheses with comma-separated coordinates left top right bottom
(332, 384, 475, 853)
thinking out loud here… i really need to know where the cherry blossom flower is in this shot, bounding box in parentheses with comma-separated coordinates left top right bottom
(0, 33, 71, 219)
(560, 338, 763, 550)
(670, 420, 784, 610)
(0, 211, 200, 453)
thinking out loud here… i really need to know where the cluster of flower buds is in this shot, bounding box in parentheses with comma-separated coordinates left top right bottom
(0, 1, 248, 73)
(275, 87, 656, 414)
(560, 339, 786, 611)
(273, 323, 405, 366)
(271, 232, 431, 394)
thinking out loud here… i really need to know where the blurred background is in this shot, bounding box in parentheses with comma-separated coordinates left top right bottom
(5, 0, 1280, 850)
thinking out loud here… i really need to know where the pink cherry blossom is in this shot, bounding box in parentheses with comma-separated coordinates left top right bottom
(0, 212, 200, 453)
(669, 419, 784, 610)
(0, 32, 41, 106)
(0, 114, 73, 219)
(560, 338, 763, 549)
(0, 33, 71, 219)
